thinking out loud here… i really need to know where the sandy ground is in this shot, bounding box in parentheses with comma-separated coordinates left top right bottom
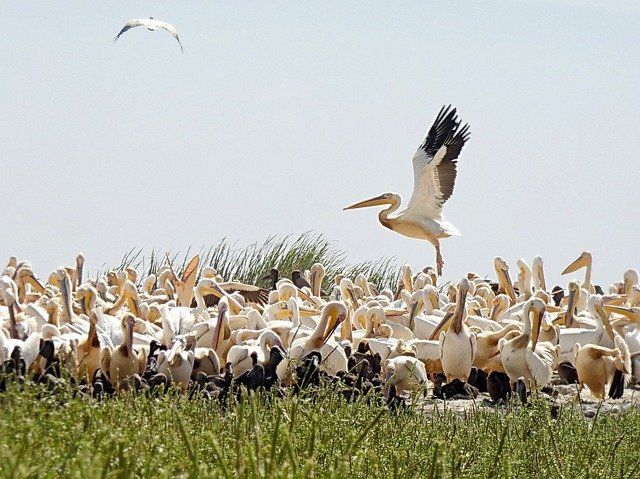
(415, 376, 640, 418)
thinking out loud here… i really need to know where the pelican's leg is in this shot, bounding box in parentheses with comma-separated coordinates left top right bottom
(434, 242, 444, 277)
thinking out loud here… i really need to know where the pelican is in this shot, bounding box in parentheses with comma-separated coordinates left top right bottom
(101, 313, 147, 389)
(384, 355, 428, 394)
(531, 255, 547, 292)
(157, 334, 196, 391)
(344, 105, 470, 276)
(562, 251, 595, 294)
(276, 301, 347, 383)
(438, 277, 476, 383)
(499, 298, 557, 390)
(114, 17, 184, 53)
(226, 329, 283, 377)
(575, 335, 630, 400)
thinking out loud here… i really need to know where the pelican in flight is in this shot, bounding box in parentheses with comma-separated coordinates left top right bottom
(114, 17, 184, 53)
(344, 105, 470, 276)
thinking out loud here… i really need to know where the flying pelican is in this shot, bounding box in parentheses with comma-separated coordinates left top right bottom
(344, 105, 470, 276)
(114, 17, 184, 53)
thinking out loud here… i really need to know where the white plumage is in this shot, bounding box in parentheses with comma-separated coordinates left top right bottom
(114, 17, 183, 53)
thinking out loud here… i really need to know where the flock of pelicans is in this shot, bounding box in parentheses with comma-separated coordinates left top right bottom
(1, 250, 639, 409)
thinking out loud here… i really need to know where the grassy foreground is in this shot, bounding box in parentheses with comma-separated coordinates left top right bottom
(1, 382, 640, 479)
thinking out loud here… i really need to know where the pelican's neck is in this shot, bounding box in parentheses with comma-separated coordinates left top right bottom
(310, 265, 325, 298)
(259, 331, 274, 357)
(361, 308, 374, 337)
(60, 278, 74, 323)
(310, 308, 331, 342)
(583, 264, 592, 293)
(290, 300, 301, 329)
(86, 287, 98, 313)
(341, 310, 353, 342)
(124, 321, 134, 356)
(106, 286, 129, 316)
(193, 283, 207, 315)
(378, 196, 401, 230)
(522, 303, 532, 339)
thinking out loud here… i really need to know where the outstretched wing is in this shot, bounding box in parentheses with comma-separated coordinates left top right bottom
(405, 105, 470, 219)
(114, 19, 144, 43)
(157, 21, 184, 53)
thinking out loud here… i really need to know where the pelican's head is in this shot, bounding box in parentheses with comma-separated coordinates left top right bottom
(310, 263, 325, 287)
(532, 255, 546, 290)
(528, 298, 546, 349)
(321, 301, 348, 344)
(343, 193, 398, 210)
(623, 269, 639, 295)
(562, 251, 592, 275)
(489, 294, 509, 320)
(339, 278, 358, 308)
(587, 295, 607, 320)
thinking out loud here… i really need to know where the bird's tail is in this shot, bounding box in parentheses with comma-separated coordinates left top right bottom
(439, 220, 461, 236)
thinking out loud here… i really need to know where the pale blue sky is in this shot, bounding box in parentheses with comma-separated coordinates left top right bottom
(2, 1, 639, 288)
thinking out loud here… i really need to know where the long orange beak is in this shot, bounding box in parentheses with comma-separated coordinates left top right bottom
(343, 194, 388, 210)
(562, 253, 589, 275)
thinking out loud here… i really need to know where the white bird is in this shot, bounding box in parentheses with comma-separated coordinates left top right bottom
(438, 277, 477, 383)
(114, 17, 183, 53)
(344, 105, 470, 276)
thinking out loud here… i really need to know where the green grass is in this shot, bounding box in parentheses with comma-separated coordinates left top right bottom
(110, 232, 401, 293)
(2, 381, 640, 478)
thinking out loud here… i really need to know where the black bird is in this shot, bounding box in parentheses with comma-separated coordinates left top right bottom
(487, 371, 511, 404)
(9, 345, 26, 377)
(433, 377, 478, 400)
(262, 268, 280, 290)
(467, 368, 488, 392)
(147, 372, 169, 396)
(515, 377, 528, 404)
(199, 362, 235, 404)
(92, 368, 115, 398)
(367, 352, 382, 381)
(33, 339, 58, 382)
(557, 361, 579, 384)
(609, 369, 626, 399)
(386, 384, 408, 410)
(263, 346, 285, 390)
(294, 351, 322, 393)
(551, 286, 564, 307)
(291, 270, 311, 290)
(234, 352, 265, 393)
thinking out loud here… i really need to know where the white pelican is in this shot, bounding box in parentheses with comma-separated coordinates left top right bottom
(344, 105, 470, 276)
(499, 298, 557, 390)
(157, 334, 196, 391)
(226, 330, 283, 377)
(114, 17, 184, 53)
(531, 255, 547, 292)
(276, 301, 347, 383)
(384, 355, 428, 394)
(562, 251, 595, 294)
(493, 257, 517, 305)
(575, 335, 630, 401)
(438, 277, 476, 383)
(101, 313, 147, 389)
(557, 295, 615, 363)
